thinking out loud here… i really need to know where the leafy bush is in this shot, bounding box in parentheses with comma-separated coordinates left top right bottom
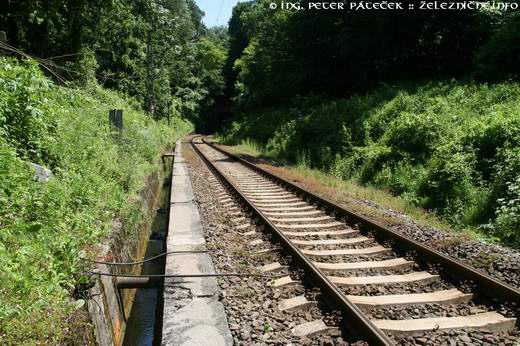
(0, 58, 192, 344)
(495, 176, 520, 243)
(383, 111, 443, 163)
(418, 146, 478, 223)
(266, 119, 299, 159)
(0, 60, 54, 162)
(221, 81, 520, 245)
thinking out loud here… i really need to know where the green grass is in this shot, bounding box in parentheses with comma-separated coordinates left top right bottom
(230, 139, 266, 157)
(0, 58, 193, 344)
(220, 81, 520, 245)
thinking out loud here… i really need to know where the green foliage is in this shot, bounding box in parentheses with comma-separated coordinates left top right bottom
(495, 176, 520, 243)
(475, 12, 520, 81)
(191, 32, 228, 131)
(0, 58, 192, 344)
(221, 0, 520, 116)
(0, 1, 222, 342)
(418, 146, 478, 223)
(0, 59, 53, 162)
(223, 0, 508, 110)
(222, 81, 520, 245)
(0, 0, 227, 129)
(218, 0, 520, 244)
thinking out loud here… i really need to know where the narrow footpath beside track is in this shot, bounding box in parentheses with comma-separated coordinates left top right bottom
(190, 136, 520, 345)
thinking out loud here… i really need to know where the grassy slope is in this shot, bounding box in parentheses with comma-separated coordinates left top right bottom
(220, 81, 520, 245)
(0, 58, 192, 344)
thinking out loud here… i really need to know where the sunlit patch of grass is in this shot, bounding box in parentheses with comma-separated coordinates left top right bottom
(230, 138, 266, 157)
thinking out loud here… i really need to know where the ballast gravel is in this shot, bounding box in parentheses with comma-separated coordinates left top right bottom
(184, 144, 367, 345)
(188, 142, 520, 345)
(244, 154, 520, 291)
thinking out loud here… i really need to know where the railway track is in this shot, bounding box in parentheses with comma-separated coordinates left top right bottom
(190, 136, 520, 345)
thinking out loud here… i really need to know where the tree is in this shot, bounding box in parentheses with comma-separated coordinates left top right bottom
(0, 0, 226, 125)
(224, 0, 495, 111)
(475, 12, 520, 80)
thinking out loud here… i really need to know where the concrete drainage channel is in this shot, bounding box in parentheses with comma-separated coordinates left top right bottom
(121, 158, 171, 345)
(118, 139, 232, 345)
(87, 148, 173, 346)
(89, 139, 234, 346)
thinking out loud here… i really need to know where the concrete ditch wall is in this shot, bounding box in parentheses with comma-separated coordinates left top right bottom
(86, 165, 166, 346)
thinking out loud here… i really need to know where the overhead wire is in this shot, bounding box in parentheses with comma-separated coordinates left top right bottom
(0, 41, 67, 83)
(0, 41, 139, 85)
(215, 0, 226, 26)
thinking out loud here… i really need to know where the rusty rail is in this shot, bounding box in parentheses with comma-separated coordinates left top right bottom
(191, 136, 394, 345)
(203, 138, 520, 304)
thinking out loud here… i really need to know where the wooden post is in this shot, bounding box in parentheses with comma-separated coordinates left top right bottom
(109, 109, 123, 132)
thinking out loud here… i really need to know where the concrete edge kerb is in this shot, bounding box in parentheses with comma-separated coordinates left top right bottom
(161, 139, 233, 346)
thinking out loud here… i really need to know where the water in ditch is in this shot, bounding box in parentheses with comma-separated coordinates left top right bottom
(122, 165, 171, 346)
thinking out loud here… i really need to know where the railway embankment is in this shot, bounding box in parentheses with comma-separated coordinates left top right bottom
(0, 58, 192, 345)
(219, 82, 520, 247)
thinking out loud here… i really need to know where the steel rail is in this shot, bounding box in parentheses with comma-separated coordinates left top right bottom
(203, 138, 520, 305)
(191, 136, 394, 346)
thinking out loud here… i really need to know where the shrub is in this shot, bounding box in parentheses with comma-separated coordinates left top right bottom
(494, 176, 520, 244)
(355, 144, 393, 184)
(0, 59, 54, 162)
(383, 111, 443, 163)
(221, 80, 520, 244)
(465, 117, 520, 180)
(266, 119, 299, 159)
(0, 58, 192, 344)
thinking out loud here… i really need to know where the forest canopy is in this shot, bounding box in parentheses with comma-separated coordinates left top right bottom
(223, 0, 520, 109)
(0, 0, 228, 130)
